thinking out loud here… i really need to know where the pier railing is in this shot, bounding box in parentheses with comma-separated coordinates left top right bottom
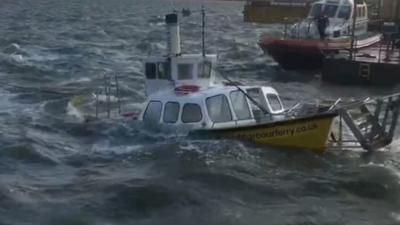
(93, 74, 122, 119)
(328, 93, 400, 152)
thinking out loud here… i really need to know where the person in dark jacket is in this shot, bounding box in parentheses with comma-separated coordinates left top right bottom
(316, 12, 329, 40)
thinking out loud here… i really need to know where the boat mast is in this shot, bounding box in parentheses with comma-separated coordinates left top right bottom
(202, 6, 206, 58)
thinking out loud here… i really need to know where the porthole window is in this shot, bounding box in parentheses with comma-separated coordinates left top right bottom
(182, 103, 202, 123)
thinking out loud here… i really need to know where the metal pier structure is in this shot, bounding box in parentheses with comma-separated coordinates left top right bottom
(322, 21, 400, 86)
(328, 94, 400, 151)
(68, 74, 123, 122)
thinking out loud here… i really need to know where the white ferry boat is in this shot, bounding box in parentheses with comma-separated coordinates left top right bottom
(137, 12, 336, 153)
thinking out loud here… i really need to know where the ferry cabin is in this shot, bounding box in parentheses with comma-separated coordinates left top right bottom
(144, 54, 217, 96)
(139, 85, 285, 130)
(141, 12, 285, 132)
(290, 0, 368, 39)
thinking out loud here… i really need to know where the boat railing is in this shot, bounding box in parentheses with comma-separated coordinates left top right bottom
(285, 103, 302, 114)
(93, 74, 121, 119)
(283, 17, 302, 39)
(329, 93, 400, 151)
(283, 17, 314, 39)
(328, 98, 342, 111)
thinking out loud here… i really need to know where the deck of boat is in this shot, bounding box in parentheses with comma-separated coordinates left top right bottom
(322, 41, 400, 85)
(351, 42, 400, 65)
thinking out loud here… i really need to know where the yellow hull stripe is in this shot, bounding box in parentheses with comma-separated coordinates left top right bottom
(218, 116, 334, 154)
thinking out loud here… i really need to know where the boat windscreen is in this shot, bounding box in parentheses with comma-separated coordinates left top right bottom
(324, 4, 338, 17)
(310, 4, 323, 17)
(337, 5, 351, 19)
(310, 4, 339, 18)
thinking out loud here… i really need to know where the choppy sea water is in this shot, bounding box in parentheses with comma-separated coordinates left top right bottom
(1, 0, 400, 224)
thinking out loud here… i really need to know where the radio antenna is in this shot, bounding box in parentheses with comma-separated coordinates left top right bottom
(201, 6, 206, 57)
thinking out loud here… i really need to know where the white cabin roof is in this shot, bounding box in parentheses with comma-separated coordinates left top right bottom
(148, 85, 280, 103)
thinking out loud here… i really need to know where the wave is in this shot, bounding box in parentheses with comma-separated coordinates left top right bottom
(0, 144, 58, 165)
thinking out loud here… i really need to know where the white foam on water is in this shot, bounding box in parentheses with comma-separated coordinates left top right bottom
(90, 139, 144, 155)
(65, 101, 86, 123)
(11, 54, 24, 63)
(391, 212, 400, 223)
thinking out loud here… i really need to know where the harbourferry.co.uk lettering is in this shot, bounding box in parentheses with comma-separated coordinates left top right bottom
(234, 123, 318, 140)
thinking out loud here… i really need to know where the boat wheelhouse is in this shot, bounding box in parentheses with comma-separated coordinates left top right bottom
(289, 0, 368, 39)
(144, 54, 217, 96)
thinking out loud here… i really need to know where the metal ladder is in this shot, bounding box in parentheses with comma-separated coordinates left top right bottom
(336, 94, 400, 151)
(94, 74, 121, 119)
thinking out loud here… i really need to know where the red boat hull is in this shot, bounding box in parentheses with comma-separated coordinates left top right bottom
(259, 34, 381, 70)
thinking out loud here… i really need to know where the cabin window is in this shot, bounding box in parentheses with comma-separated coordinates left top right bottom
(163, 102, 180, 123)
(357, 7, 362, 18)
(157, 62, 171, 80)
(198, 61, 212, 78)
(177, 63, 194, 80)
(337, 5, 351, 19)
(310, 4, 322, 17)
(143, 101, 162, 123)
(324, 5, 338, 17)
(182, 103, 202, 123)
(230, 91, 251, 120)
(206, 94, 232, 123)
(266, 94, 283, 112)
(246, 88, 265, 109)
(145, 63, 156, 79)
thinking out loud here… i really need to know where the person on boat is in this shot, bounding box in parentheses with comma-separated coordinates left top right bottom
(316, 11, 329, 40)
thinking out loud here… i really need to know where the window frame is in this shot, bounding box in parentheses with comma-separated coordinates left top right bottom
(229, 90, 252, 120)
(324, 4, 339, 18)
(337, 5, 351, 19)
(198, 61, 212, 79)
(143, 100, 163, 123)
(206, 94, 233, 123)
(157, 62, 171, 80)
(177, 63, 194, 80)
(181, 103, 203, 123)
(163, 101, 180, 123)
(145, 62, 157, 79)
(310, 3, 322, 17)
(265, 93, 283, 112)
